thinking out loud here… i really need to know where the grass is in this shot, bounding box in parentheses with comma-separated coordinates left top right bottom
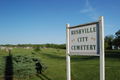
(0, 48, 120, 80)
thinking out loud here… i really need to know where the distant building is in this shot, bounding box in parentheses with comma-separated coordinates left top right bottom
(112, 45, 120, 49)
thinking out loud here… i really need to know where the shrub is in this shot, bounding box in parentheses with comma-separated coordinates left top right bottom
(34, 46, 40, 53)
(0, 58, 6, 78)
(57, 48, 60, 52)
(0, 54, 48, 79)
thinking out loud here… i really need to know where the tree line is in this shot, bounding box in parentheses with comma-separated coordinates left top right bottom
(0, 43, 66, 49)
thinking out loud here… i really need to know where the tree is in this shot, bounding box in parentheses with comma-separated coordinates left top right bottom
(113, 30, 120, 46)
(45, 43, 50, 48)
(34, 45, 40, 53)
(104, 35, 114, 49)
(17, 44, 21, 48)
(104, 43, 108, 49)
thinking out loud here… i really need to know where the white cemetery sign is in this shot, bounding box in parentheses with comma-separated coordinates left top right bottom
(69, 24, 99, 55)
(66, 16, 105, 80)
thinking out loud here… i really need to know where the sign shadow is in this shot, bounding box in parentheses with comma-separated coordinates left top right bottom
(37, 74, 51, 80)
(5, 49, 13, 80)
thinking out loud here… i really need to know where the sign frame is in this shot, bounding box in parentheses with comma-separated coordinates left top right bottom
(66, 16, 105, 80)
(68, 21, 100, 56)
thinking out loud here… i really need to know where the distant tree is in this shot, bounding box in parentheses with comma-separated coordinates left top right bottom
(27, 44, 32, 47)
(57, 48, 60, 52)
(113, 30, 120, 46)
(115, 30, 120, 37)
(104, 35, 114, 49)
(17, 44, 21, 48)
(54, 44, 58, 49)
(59, 44, 66, 49)
(45, 43, 50, 48)
(50, 44, 54, 48)
(34, 45, 40, 53)
(104, 42, 108, 49)
(4, 44, 10, 47)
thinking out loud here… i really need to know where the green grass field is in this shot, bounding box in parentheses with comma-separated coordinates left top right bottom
(0, 48, 120, 80)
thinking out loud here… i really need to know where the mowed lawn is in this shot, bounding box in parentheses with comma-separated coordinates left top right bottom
(0, 48, 120, 80)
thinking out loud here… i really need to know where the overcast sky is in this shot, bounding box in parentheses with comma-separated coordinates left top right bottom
(0, 0, 120, 45)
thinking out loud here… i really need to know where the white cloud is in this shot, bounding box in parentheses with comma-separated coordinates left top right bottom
(80, 0, 116, 27)
(80, 8, 93, 13)
(80, 0, 100, 20)
(80, 0, 94, 13)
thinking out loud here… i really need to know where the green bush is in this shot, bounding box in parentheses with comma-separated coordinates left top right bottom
(105, 42, 108, 49)
(0, 58, 6, 77)
(57, 48, 60, 52)
(0, 54, 48, 79)
(34, 46, 40, 53)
